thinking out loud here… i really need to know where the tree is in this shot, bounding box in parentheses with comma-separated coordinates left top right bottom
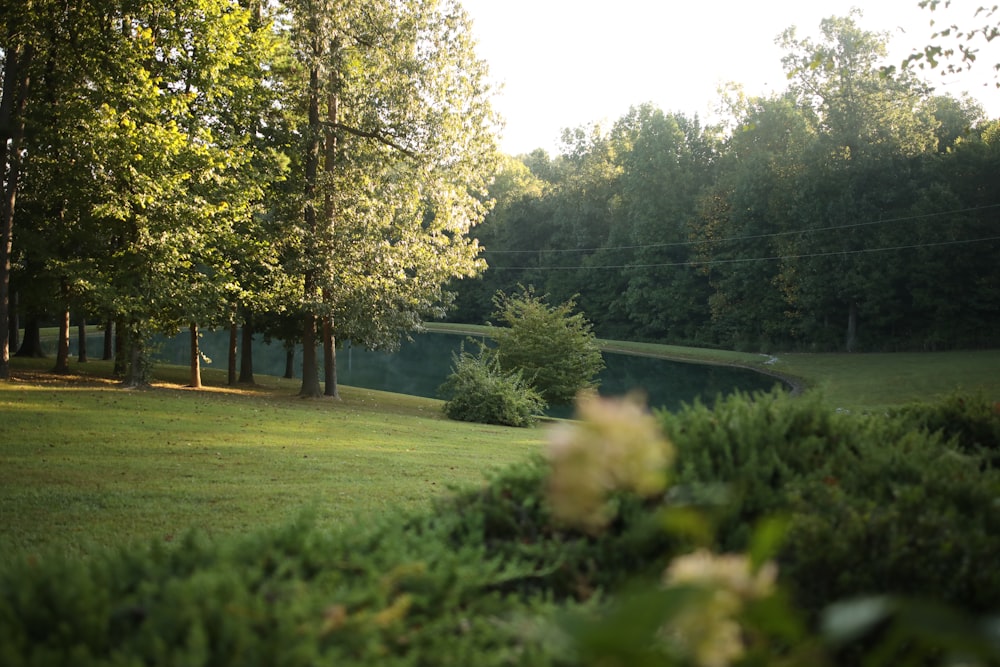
(692, 94, 814, 351)
(608, 105, 717, 343)
(490, 286, 604, 405)
(0, 0, 87, 379)
(778, 11, 942, 351)
(284, 0, 499, 398)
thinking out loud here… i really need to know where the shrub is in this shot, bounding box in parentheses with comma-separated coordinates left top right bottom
(439, 344, 546, 427)
(490, 286, 604, 405)
(889, 392, 1000, 467)
(659, 389, 1000, 622)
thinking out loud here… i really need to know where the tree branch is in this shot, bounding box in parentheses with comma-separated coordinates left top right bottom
(327, 121, 417, 158)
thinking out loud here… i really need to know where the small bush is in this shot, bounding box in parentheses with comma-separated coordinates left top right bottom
(439, 345, 546, 427)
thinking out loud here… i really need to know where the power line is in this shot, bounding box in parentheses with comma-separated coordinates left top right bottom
(488, 235, 1000, 271)
(481, 203, 1000, 255)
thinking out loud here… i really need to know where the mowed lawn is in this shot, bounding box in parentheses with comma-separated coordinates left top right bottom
(0, 360, 544, 559)
(3, 337, 1000, 560)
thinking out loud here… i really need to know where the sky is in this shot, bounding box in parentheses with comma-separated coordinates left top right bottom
(458, 0, 1000, 155)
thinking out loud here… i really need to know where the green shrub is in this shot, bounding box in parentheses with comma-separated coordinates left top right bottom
(436, 458, 678, 600)
(439, 344, 546, 427)
(0, 511, 573, 667)
(889, 392, 1000, 467)
(659, 389, 1000, 623)
(491, 286, 604, 405)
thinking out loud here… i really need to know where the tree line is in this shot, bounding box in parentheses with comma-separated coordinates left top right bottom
(0, 0, 499, 394)
(450, 13, 1000, 353)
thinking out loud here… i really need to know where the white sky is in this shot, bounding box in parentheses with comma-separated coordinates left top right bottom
(459, 0, 1000, 155)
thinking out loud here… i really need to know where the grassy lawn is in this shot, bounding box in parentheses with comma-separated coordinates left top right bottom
(4, 328, 999, 560)
(0, 358, 543, 560)
(427, 323, 1000, 412)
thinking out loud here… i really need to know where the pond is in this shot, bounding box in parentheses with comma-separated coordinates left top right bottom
(153, 330, 785, 415)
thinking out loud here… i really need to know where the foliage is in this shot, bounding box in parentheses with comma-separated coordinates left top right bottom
(2, 383, 1000, 665)
(450, 14, 999, 354)
(888, 391, 1000, 467)
(902, 1, 999, 83)
(660, 390, 1000, 623)
(438, 343, 546, 427)
(491, 286, 605, 405)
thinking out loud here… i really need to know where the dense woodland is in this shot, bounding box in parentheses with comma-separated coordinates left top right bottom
(451, 15, 1000, 353)
(1, 3, 998, 398)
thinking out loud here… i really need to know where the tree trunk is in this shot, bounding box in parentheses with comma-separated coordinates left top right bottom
(113, 317, 127, 375)
(283, 344, 295, 379)
(0, 42, 33, 381)
(299, 311, 321, 397)
(102, 316, 113, 360)
(238, 313, 254, 384)
(320, 73, 340, 400)
(228, 320, 238, 385)
(189, 322, 202, 388)
(77, 316, 88, 363)
(298, 60, 323, 399)
(846, 301, 858, 352)
(53, 307, 70, 373)
(15, 317, 45, 358)
(323, 315, 339, 398)
(123, 323, 150, 388)
(7, 290, 18, 360)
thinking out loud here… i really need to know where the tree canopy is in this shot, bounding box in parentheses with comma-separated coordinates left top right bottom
(1, 0, 499, 388)
(450, 12, 999, 353)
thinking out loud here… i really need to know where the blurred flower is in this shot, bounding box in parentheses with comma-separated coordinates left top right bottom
(663, 549, 778, 667)
(546, 392, 674, 532)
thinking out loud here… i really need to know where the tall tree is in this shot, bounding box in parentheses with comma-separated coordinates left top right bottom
(778, 11, 940, 351)
(285, 0, 499, 398)
(610, 105, 716, 343)
(693, 94, 814, 351)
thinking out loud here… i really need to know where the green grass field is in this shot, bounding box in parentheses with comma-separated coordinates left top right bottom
(3, 330, 999, 561)
(0, 359, 543, 560)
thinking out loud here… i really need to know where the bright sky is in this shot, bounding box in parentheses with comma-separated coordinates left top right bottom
(459, 0, 1000, 155)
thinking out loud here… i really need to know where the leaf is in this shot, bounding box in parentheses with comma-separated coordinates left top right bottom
(748, 515, 790, 570)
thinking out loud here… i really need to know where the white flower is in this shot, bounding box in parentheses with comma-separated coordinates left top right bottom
(546, 392, 674, 532)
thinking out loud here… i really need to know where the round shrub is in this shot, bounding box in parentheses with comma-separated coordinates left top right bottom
(439, 346, 546, 427)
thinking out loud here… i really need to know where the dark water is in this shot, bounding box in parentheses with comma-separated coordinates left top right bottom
(153, 330, 784, 414)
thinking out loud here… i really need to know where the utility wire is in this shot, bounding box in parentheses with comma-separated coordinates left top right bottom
(481, 203, 1000, 255)
(488, 235, 1000, 271)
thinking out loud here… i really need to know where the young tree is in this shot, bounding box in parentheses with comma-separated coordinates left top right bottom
(490, 286, 604, 405)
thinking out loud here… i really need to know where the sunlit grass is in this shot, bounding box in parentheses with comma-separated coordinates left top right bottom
(0, 357, 543, 560)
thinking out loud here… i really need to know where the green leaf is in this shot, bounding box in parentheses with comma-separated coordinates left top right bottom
(748, 515, 790, 570)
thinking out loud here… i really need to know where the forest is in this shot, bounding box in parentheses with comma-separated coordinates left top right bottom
(2, 2, 998, 399)
(450, 14, 1000, 353)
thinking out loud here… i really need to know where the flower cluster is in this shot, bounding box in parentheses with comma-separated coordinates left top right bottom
(546, 392, 674, 532)
(662, 549, 778, 667)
